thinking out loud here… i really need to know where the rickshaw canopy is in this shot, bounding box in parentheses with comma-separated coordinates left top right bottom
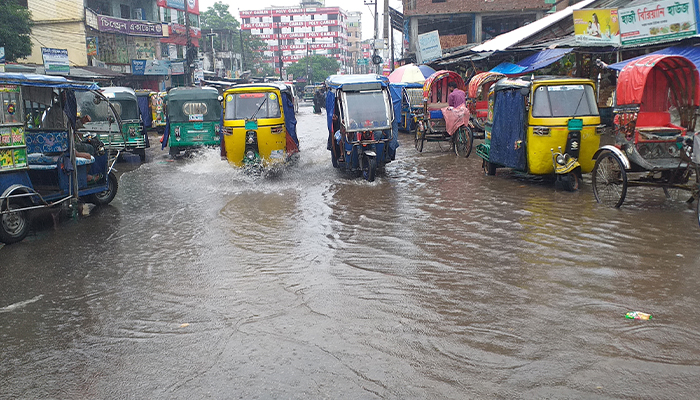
(326, 74, 389, 91)
(102, 86, 137, 101)
(468, 72, 506, 99)
(423, 70, 465, 100)
(616, 54, 700, 108)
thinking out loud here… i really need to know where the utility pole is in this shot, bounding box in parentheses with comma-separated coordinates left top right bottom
(239, 29, 245, 73)
(373, 0, 379, 74)
(277, 22, 283, 80)
(184, 6, 192, 85)
(306, 43, 311, 84)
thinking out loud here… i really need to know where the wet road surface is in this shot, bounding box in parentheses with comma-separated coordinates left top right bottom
(2, 102, 700, 399)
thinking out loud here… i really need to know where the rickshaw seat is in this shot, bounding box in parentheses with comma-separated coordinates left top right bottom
(427, 102, 448, 111)
(25, 129, 94, 169)
(429, 110, 443, 119)
(636, 112, 684, 137)
(636, 112, 671, 127)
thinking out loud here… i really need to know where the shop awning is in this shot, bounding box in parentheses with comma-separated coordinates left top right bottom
(490, 48, 573, 75)
(471, 0, 595, 52)
(608, 46, 700, 71)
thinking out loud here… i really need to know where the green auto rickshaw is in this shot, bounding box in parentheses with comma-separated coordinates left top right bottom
(162, 86, 223, 157)
(101, 87, 148, 161)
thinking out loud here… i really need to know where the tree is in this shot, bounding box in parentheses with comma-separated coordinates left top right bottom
(0, 1, 33, 62)
(200, 1, 267, 73)
(285, 55, 339, 84)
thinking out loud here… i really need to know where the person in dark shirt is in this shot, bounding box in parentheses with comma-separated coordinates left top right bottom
(447, 81, 466, 108)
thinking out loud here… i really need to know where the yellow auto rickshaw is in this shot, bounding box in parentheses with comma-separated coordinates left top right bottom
(476, 76, 602, 191)
(222, 82, 299, 168)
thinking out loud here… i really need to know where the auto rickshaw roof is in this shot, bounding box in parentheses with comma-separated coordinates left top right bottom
(0, 72, 99, 90)
(468, 72, 505, 98)
(223, 82, 291, 95)
(616, 54, 700, 107)
(493, 77, 531, 92)
(168, 86, 221, 101)
(102, 86, 137, 101)
(326, 74, 389, 91)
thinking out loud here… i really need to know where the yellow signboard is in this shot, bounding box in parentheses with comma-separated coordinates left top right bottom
(574, 9, 621, 45)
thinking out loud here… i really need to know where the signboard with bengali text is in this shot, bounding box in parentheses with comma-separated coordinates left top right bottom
(618, 0, 696, 45)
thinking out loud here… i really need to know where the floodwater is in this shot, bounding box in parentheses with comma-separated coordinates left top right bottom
(2, 103, 700, 399)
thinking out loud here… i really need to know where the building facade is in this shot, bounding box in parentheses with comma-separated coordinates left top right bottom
(22, 0, 201, 89)
(347, 11, 362, 73)
(403, 0, 553, 51)
(239, 4, 350, 77)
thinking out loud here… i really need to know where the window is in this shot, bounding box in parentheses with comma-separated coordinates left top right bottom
(532, 84, 599, 118)
(290, 16, 293, 21)
(120, 4, 130, 19)
(226, 92, 281, 120)
(162, 7, 171, 22)
(243, 18, 250, 24)
(328, 14, 337, 20)
(273, 16, 281, 22)
(183, 102, 209, 116)
(177, 11, 185, 25)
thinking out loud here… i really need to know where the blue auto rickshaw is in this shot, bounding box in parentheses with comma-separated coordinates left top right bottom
(326, 74, 399, 182)
(0, 73, 123, 244)
(389, 82, 423, 133)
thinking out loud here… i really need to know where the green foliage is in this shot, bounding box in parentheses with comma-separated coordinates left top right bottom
(285, 55, 339, 83)
(200, 1, 267, 72)
(0, 1, 33, 61)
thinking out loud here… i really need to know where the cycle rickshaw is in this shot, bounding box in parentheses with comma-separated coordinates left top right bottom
(415, 70, 473, 157)
(592, 54, 700, 224)
(467, 71, 505, 137)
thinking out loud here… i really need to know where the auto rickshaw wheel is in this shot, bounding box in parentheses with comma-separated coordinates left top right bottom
(454, 126, 473, 158)
(134, 148, 146, 162)
(86, 172, 119, 206)
(363, 155, 377, 182)
(414, 126, 424, 152)
(0, 203, 29, 244)
(592, 151, 627, 208)
(484, 160, 497, 176)
(559, 172, 580, 192)
(169, 147, 181, 157)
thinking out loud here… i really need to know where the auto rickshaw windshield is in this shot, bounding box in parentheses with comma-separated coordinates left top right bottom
(76, 91, 117, 125)
(532, 84, 599, 118)
(225, 92, 280, 120)
(342, 90, 391, 130)
(111, 99, 140, 120)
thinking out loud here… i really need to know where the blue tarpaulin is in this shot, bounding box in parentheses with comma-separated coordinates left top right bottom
(607, 46, 700, 71)
(490, 48, 573, 75)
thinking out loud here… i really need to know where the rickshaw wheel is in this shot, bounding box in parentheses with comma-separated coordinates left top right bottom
(0, 203, 29, 244)
(592, 151, 627, 208)
(363, 155, 377, 182)
(472, 117, 485, 132)
(454, 126, 473, 158)
(414, 127, 424, 152)
(86, 172, 119, 206)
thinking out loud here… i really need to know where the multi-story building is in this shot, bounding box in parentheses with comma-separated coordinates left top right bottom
(403, 0, 553, 52)
(347, 11, 362, 73)
(239, 1, 350, 77)
(21, 0, 201, 89)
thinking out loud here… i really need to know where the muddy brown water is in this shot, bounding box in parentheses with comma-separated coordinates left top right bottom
(2, 103, 700, 399)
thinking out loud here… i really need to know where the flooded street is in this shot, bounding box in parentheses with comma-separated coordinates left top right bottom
(2, 102, 700, 399)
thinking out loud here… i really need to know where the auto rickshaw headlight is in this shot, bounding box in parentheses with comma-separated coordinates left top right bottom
(129, 126, 136, 137)
(556, 154, 566, 165)
(362, 131, 374, 140)
(175, 126, 181, 140)
(246, 150, 256, 160)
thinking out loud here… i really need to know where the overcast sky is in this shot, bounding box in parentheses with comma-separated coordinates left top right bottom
(199, 0, 404, 40)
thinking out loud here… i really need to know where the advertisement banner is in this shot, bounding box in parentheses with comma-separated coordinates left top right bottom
(41, 48, 70, 74)
(97, 15, 164, 37)
(86, 37, 99, 56)
(132, 59, 171, 75)
(619, 0, 696, 45)
(573, 9, 621, 45)
(417, 30, 442, 63)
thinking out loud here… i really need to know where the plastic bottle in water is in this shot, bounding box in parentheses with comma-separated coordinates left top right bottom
(625, 311, 652, 320)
